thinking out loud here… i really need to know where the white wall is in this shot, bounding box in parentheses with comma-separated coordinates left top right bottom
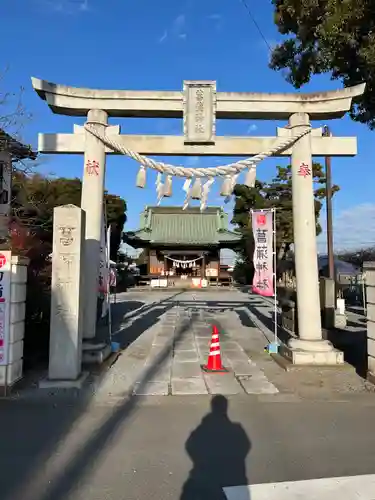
(0, 256, 27, 387)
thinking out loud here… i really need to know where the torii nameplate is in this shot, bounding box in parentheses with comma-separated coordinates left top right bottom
(183, 81, 216, 144)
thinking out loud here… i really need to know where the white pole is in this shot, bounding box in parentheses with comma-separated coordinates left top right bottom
(363, 272, 367, 316)
(107, 224, 112, 342)
(272, 208, 278, 346)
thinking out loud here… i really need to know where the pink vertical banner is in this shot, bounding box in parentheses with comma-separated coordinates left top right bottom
(252, 210, 274, 297)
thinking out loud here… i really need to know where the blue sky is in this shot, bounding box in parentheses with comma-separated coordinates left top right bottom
(2, 0, 375, 256)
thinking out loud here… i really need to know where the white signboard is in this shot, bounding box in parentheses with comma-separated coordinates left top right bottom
(206, 268, 218, 277)
(0, 251, 12, 366)
(151, 279, 168, 288)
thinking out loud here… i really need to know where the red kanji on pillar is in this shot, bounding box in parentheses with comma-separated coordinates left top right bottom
(86, 160, 100, 176)
(297, 162, 311, 177)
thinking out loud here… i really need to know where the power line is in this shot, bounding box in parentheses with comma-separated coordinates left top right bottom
(239, 0, 273, 53)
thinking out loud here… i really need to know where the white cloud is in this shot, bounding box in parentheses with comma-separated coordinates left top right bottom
(173, 14, 186, 33)
(220, 248, 238, 265)
(247, 124, 258, 133)
(158, 31, 168, 43)
(39, 0, 90, 14)
(318, 203, 375, 253)
(266, 39, 281, 50)
(79, 0, 89, 11)
(207, 13, 223, 31)
(185, 157, 200, 167)
(158, 13, 187, 43)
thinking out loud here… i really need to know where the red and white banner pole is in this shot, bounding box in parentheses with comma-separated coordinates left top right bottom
(251, 209, 279, 351)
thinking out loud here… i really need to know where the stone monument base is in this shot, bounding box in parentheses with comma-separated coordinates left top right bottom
(367, 371, 375, 386)
(278, 339, 344, 367)
(39, 371, 89, 389)
(82, 341, 111, 364)
(334, 311, 347, 329)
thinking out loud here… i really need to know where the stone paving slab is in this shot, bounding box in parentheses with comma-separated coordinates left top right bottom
(203, 372, 244, 395)
(96, 361, 147, 396)
(161, 322, 176, 328)
(193, 323, 210, 329)
(174, 334, 195, 343)
(133, 381, 169, 396)
(238, 375, 279, 394)
(154, 332, 175, 341)
(144, 369, 171, 383)
(171, 377, 208, 395)
(174, 342, 196, 351)
(220, 341, 244, 351)
(174, 350, 200, 362)
(158, 328, 176, 335)
(152, 337, 172, 346)
(196, 349, 210, 358)
(196, 343, 208, 352)
(172, 361, 203, 378)
(197, 345, 210, 355)
(145, 357, 172, 371)
(196, 336, 210, 343)
(225, 350, 253, 362)
(147, 346, 173, 360)
(228, 360, 261, 376)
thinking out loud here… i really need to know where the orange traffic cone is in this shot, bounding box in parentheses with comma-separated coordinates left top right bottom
(202, 325, 228, 373)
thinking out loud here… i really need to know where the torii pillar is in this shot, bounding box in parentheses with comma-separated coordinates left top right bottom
(285, 113, 338, 364)
(81, 109, 108, 340)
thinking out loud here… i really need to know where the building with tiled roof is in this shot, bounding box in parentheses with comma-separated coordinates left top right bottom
(123, 206, 241, 287)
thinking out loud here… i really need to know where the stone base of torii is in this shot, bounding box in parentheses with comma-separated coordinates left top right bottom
(31, 77, 366, 385)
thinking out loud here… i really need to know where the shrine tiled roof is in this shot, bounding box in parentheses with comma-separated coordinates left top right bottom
(124, 206, 241, 247)
(0, 129, 37, 161)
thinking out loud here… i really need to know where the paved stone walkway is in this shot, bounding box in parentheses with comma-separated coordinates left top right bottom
(95, 291, 278, 398)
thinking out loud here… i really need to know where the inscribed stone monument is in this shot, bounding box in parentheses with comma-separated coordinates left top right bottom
(49, 205, 85, 380)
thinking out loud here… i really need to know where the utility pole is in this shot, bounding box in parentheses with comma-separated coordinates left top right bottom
(323, 125, 335, 280)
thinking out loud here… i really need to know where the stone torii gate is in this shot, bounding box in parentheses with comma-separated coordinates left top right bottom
(32, 77, 365, 369)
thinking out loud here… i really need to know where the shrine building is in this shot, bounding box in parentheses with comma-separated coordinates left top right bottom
(123, 206, 241, 288)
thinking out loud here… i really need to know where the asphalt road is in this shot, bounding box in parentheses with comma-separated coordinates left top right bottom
(2, 395, 375, 500)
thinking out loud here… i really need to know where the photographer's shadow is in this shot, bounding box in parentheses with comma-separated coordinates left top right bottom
(181, 395, 251, 500)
